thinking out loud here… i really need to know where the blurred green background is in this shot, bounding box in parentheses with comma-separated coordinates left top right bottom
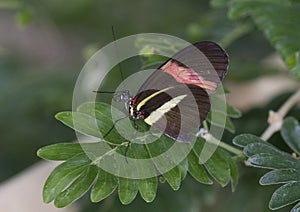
(0, 0, 299, 211)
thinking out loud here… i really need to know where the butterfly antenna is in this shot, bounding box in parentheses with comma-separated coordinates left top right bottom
(93, 27, 126, 95)
(111, 26, 125, 84)
(92, 27, 122, 95)
(93, 90, 115, 94)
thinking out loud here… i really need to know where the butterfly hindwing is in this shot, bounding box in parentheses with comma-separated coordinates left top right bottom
(153, 85, 210, 142)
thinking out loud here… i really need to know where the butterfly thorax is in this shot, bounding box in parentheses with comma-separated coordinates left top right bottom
(129, 96, 146, 120)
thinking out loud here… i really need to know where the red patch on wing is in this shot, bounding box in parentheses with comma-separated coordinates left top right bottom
(161, 60, 217, 92)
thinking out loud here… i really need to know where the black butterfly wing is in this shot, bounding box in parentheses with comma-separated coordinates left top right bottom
(135, 84, 210, 142)
(135, 41, 228, 142)
(148, 85, 210, 142)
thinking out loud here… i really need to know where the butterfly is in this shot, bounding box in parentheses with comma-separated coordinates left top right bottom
(109, 41, 229, 143)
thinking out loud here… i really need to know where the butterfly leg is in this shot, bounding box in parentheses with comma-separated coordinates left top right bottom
(124, 119, 139, 162)
(103, 115, 129, 139)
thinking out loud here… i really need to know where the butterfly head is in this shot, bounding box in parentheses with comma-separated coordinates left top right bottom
(113, 90, 131, 102)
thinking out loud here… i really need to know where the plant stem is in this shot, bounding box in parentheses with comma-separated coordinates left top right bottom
(91, 141, 129, 165)
(220, 23, 254, 48)
(199, 130, 243, 156)
(277, 88, 300, 117)
(261, 88, 300, 141)
(218, 140, 244, 155)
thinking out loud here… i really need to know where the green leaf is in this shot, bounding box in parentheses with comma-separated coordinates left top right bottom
(38, 142, 116, 163)
(37, 143, 84, 161)
(248, 153, 300, 170)
(56, 104, 130, 143)
(208, 95, 240, 133)
(178, 158, 188, 180)
(233, 134, 263, 148)
(43, 153, 91, 203)
(269, 182, 300, 210)
(140, 55, 167, 69)
(223, 0, 300, 77)
(144, 134, 174, 157)
(191, 139, 232, 187)
(78, 102, 136, 143)
(291, 202, 300, 212)
(118, 177, 139, 205)
(138, 177, 158, 203)
(187, 150, 212, 184)
(260, 169, 300, 185)
(16, 6, 33, 26)
(124, 142, 151, 160)
(204, 148, 231, 187)
(243, 142, 290, 158)
(135, 35, 185, 58)
(54, 165, 98, 208)
(144, 136, 188, 187)
(61, 102, 132, 143)
(233, 132, 300, 210)
(91, 168, 118, 203)
(210, 0, 229, 7)
(281, 117, 300, 156)
(78, 102, 123, 124)
(162, 166, 182, 191)
(228, 0, 289, 19)
(207, 111, 236, 133)
(210, 95, 241, 118)
(42, 102, 241, 206)
(225, 117, 236, 133)
(55, 112, 103, 138)
(229, 158, 239, 192)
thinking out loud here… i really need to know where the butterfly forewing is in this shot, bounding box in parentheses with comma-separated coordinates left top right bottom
(171, 41, 228, 82)
(138, 41, 228, 94)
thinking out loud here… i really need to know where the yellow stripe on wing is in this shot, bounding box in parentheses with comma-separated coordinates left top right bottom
(136, 87, 173, 111)
(144, 94, 187, 125)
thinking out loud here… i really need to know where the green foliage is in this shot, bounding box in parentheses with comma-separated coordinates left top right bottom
(38, 26, 243, 208)
(135, 36, 185, 68)
(28, 0, 299, 210)
(207, 93, 242, 133)
(0, 0, 34, 26)
(16, 6, 33, 26)
(281, 117, 300, 155)
(233, 117, 300, 211)
(210, 0, 300, 78)
(37, 102, 239, 207)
